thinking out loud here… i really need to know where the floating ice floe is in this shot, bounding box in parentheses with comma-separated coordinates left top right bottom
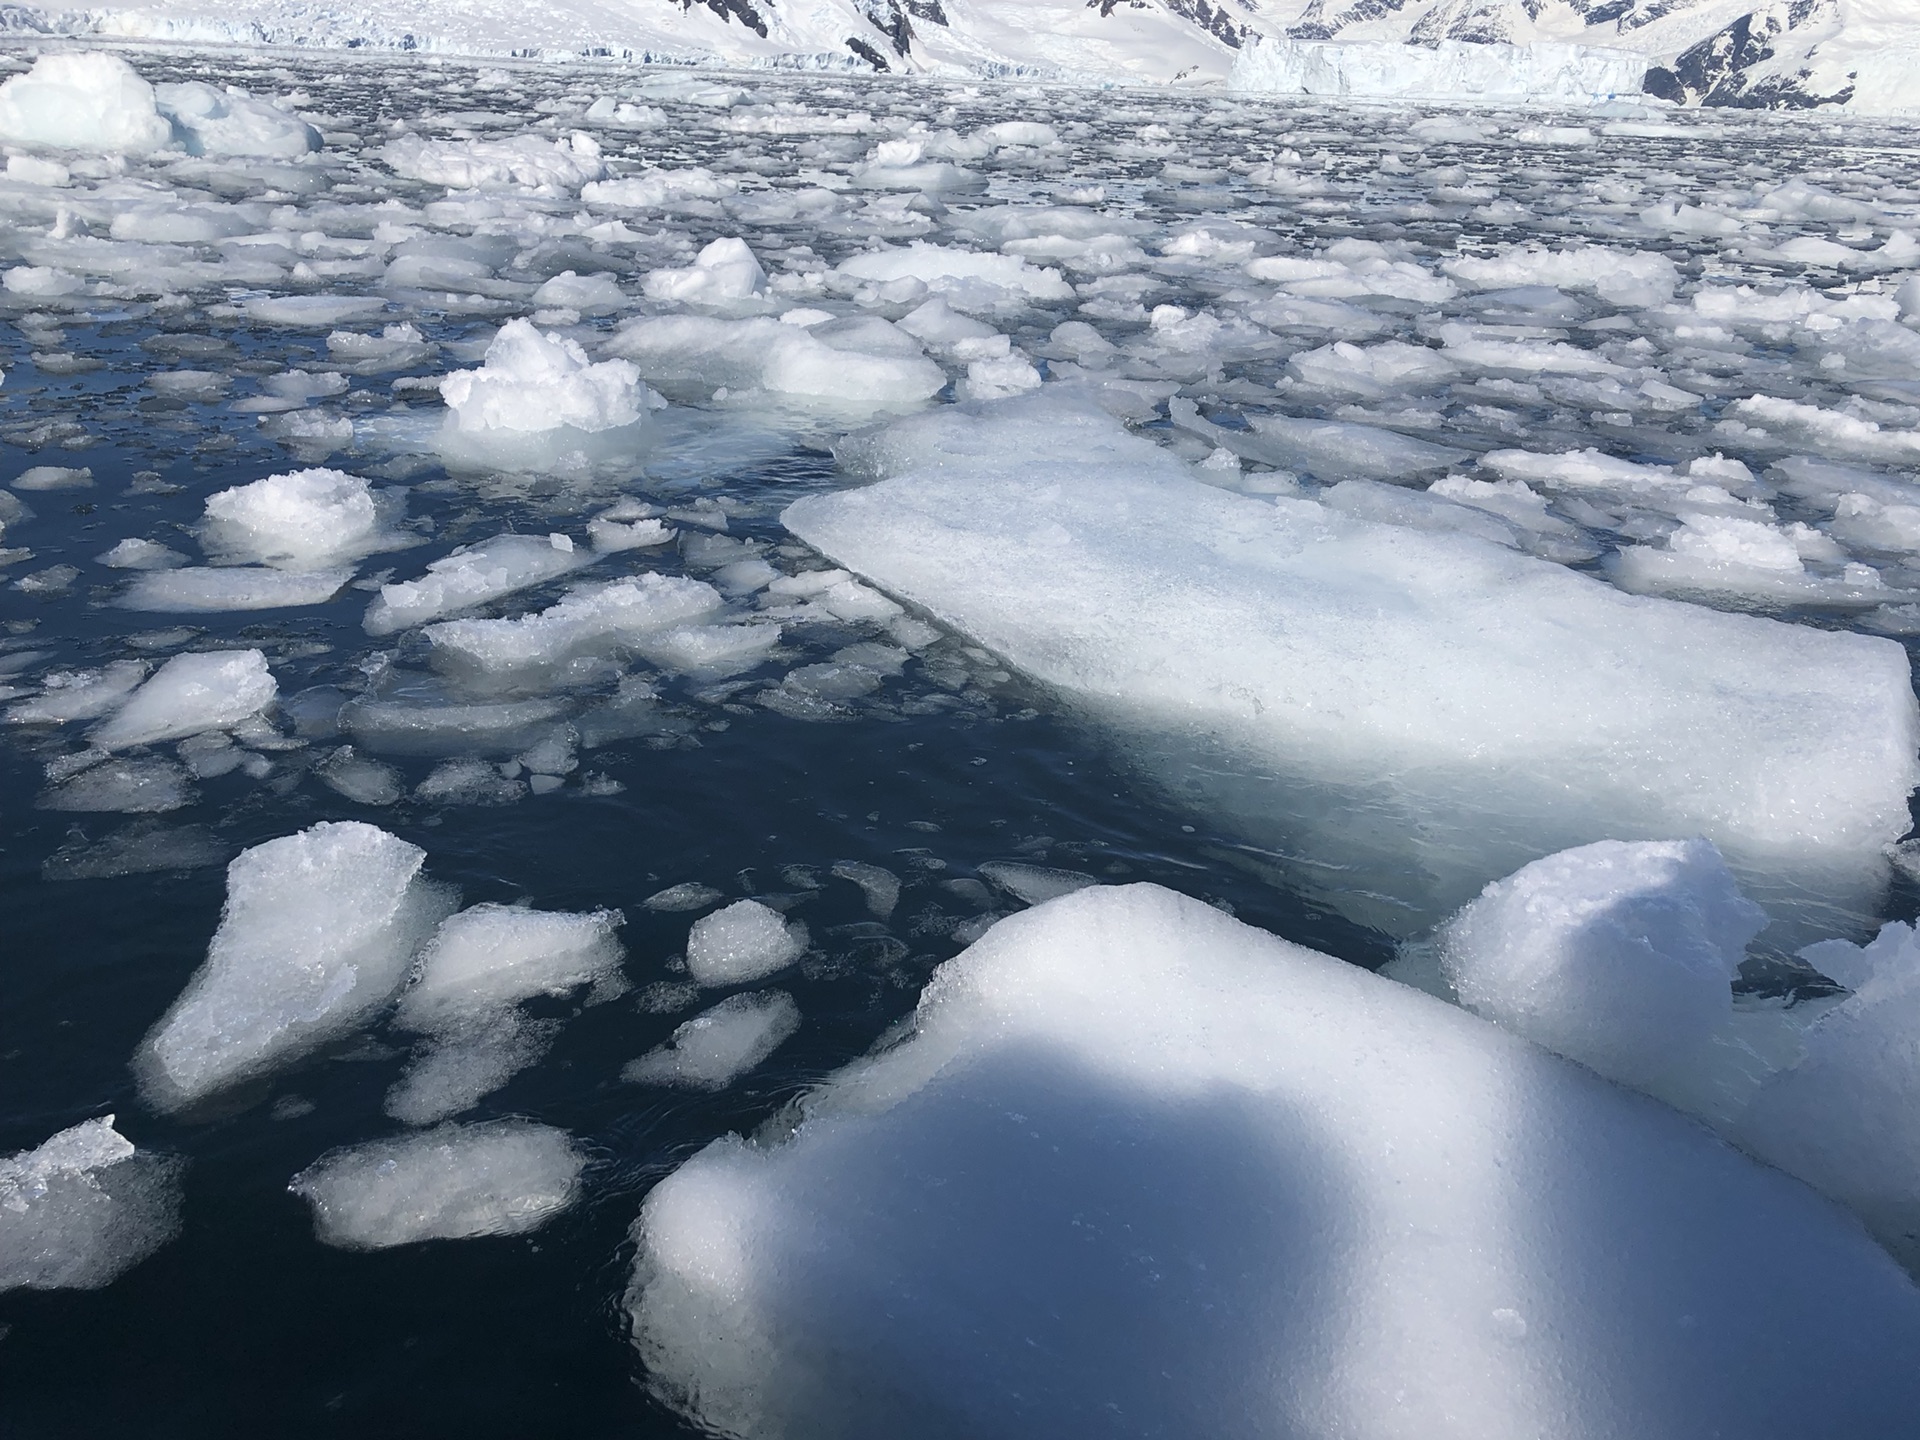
(426, 574, 724, 688)
(386, 903, 625, 1124)
(89, 649, 276, 751)
(7, 660, 148, 725)
(199, 467, 407, 570)
(629, 884, 1920, 1439)
(786, 394, 1919, 933)
(581, 165, 736, 210)
(1738, 921, 1920, 1269)
(290, 1120, 585, 1249)
(0, 1117, 184, 1293)
(623, 989, 800, 1090)
(435, 319, 660, 472)
(686, 899, 806, 986)
(0, 52, 318, 157)
(120, 566, 353, 613)
(641, 236, 767, 306)
(1431, 839, 1766, 1092)
(380, 131, 604, 192)
(136, 821, 452, 1111)
(364, 532, 594, 636)
(834, 241, 1073, 309)
(610, 313, 943, 412)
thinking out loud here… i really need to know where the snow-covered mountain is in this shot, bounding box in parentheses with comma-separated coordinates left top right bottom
(0, 0, 1914, 110)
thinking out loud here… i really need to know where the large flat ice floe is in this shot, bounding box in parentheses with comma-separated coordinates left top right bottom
(787, 398, 1920, 932)
(629, 884, 1920, 1439)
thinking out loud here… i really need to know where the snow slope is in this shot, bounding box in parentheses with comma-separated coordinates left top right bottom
(1, 0, 1916, 109)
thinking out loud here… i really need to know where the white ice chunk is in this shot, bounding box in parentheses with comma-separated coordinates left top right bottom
(201, 467, 400, 570)
(136, 822, 446, 1111)
(0, 52, 175, 155)
(396, 903, 624, 1032)
(623, 990, 800, 1090)
(1438, 840, 1765, 1091)
(97, 537, 186, 570)
(0, 1117, 183, 1293)
(6, 660, 146, 725)
(364, 533, 593, 636)
(153, 81, 320, 158)
(1286, 339, 1455, 398)
(1738, 921, 1920, 1267)
(380, 131, 604, 191)
(836, 242, 1072, 306)
(290, 1120, 584, 1249)
(427, 574, 722, 681)
(642, 237, 767, 306)
(610, 314, 942, 411)
(120, 566, 352, 613)
(686, 900, 805, 986)
(629, 884, 1920, 1440)
(437, 319, 657, 471)
(89, 650, 276, 751)
(785, 397, 1918, 932)
(581, 166, 736, 209)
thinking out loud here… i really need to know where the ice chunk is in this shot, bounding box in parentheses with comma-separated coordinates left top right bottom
(831, 860, 900, 919)
(396, 904, 624, 1032)
(1738, 921, 1920, 1268)
(289, 1120, 584, 1249)
(364, 533, 593, 636)
(39, 757, 192, 814)
(13, 465, 92, 491)
(120, 567, 352, 612)
(645, 882, 725, 913)
(42, 821, 227, 881)
(686, 900, 805, 986)
(153, 81, 320, 158)
(636, 621, 783, 678)
(0, 53, 175, 155)
(581, 165, 735, 209)
(380, 131, 604, 191)
(89, 650, 276, 751)
(97, 537, 186, 570)
(383, 903, 623, 1123)
(629, 884, 1920, 1439)
(642, 237, 766, 306)
(437, 319, 657, 471)
(426, 575, 722, 682)
(342, 696, 567, 758)
(785, 401, 1918, 933)
(316, 746, 402, 806)
(1285, 339, 1455, 398)
(1437, 840, 1765, 1091)
(835, 242, 1072, 306)
(136, 822, 447, 1111)
(0, 1117, 183, 1293)
(1445, 244, 1678, 308)
(201, 468, 402, 570)
(1611, 514, 1889, 608)
(7, 661, 147, 725)
(623, 990, 799, 1090)
(610, 314, 942, 411)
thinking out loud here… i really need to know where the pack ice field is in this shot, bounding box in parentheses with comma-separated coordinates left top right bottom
(4, 43, 1920, 1440)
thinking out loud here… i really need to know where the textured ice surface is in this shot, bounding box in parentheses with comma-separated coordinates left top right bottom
(0, 52, 175, 153)
(1739, 921, 1920, 1268)
(385, 904, 623, 1123)
(1437, 839, 1766, 1090)
(630, 884, 1920, 1439)
(0, 1116, 184, 1293)
(89, 649, 276, 750)
(610, 314, 943, 411)
(437, 319, 658, 471)
(786, 397, 1919, 931)
(137, 822, 448, 1110)
(200, 467, 400, 569)
(1231, 37, 1647, 102)
(121, 565, 353, 612)
(686, 900, 806, 986)
(623, 989, 800, 1090)
(290, 1120, 585, 1249)
(364, 533, 592, 636)
(425, 575, 722, 684)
